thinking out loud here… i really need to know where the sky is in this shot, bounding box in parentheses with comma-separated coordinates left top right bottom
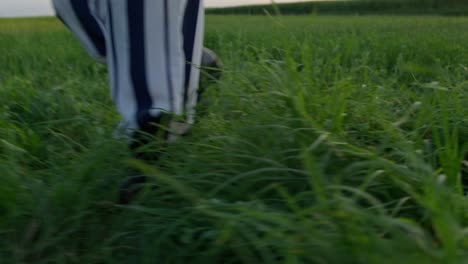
(0, 0, 325, 17)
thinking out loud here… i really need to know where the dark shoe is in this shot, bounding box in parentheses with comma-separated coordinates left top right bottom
(202, 47, 223, 79)
(119, 175, 147, 204)
(129, 113, 171, 161)
(198, 48, 223, 109)
(199, 48, 223, 93)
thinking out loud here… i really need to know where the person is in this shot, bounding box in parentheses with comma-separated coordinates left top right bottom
(52, 0, 221, 203)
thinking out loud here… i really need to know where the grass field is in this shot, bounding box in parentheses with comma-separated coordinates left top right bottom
(0, 15, 467, 263)
(206, 0, 468, 16)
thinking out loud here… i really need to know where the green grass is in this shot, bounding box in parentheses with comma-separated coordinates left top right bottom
(0, 15, 467, 263)
(206, 0, 468, 16)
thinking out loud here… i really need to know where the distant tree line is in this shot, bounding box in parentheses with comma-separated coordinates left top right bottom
(206, 0, 468, 16)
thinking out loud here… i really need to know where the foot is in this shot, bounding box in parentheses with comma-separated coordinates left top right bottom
(200, 47, 223, 83)
(119, 175, 147, 204)
(198, 47, 223, 104)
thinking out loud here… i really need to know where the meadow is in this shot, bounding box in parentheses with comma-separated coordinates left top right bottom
(0, 15, 467, 263)
(207, 0, 468, 16)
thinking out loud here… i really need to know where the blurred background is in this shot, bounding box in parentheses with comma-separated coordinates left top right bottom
(0, 0, 331, 17)
(1, 0, 467, 18)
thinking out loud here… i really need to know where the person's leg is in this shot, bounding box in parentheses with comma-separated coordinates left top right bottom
(54, 0, 211, 204)
(52, 0, 106, 64)
(54, 0, 209, 138)
(103, 0, 205, 138)
(114, 0, 205, 203)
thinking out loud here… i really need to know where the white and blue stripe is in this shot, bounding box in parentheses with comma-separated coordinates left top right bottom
(53, 0, 205, 136)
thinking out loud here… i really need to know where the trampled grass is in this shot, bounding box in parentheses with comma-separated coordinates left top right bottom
(0, 15, 467, 263)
